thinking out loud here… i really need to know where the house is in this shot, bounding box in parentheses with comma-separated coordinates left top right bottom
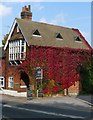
(0, 47, 6, 88)
(1, 5, 92, 97)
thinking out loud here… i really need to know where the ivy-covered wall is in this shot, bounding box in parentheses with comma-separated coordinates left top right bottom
(19, 45, 92, 95)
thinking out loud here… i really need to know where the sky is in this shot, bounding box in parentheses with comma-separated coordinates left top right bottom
(0, 2, 91, 47)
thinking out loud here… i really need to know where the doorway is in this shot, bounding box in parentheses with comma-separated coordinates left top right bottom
(20, 71, 32, 98)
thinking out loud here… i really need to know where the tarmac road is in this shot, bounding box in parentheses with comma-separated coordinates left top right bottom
(1, 95, 93, 120)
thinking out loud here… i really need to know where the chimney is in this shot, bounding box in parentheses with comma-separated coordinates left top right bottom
(28, 5, 30, 11)
(21, 5, 32, 20)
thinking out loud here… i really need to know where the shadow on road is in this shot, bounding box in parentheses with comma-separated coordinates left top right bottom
(2, 100, 93, 120)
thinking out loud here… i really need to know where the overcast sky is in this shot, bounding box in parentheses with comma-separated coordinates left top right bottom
(0, 2, 91, 46)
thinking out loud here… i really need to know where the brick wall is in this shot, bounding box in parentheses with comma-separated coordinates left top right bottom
(0, 58, 5, 77)
(5, 42, 29, 92)
(68, 81, 80, 95)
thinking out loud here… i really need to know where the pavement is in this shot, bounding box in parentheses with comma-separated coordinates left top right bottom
(1, 94, 93, 107)
(76, 95, 93, 106)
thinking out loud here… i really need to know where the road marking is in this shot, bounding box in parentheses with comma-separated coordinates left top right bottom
(3, 104, 85, 119)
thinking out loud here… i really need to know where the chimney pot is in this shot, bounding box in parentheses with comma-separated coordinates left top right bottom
(21, 5, 32, 20)
(22, 7, 25, 12)
(28, 5, 30, 11)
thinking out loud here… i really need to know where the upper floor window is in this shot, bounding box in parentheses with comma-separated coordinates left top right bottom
(56, 33, 63, 40)
(9, 39, 26, 61)
(32, 29, 41, 37)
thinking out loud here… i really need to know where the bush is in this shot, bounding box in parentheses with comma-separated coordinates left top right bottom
(80, 59, 93, 94)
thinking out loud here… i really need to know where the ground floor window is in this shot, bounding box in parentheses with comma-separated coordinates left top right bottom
(0, 77, 5, 87)
(8, 77, 14, 88)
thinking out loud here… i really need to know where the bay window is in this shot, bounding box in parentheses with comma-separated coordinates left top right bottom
(9, 39, 26, 61)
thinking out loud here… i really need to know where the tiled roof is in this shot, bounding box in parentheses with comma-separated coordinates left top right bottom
(14, 18, 90, 49)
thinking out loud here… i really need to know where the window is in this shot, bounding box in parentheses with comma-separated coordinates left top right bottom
(21, 46, 24, 52)
(8, 77, 14, 88)
(9, 40, 26, 61)
(74, 36, 81, 42)
(0, 77, 5, 88)
(32, 29, 41, 37)
(56, 33, 63, 40)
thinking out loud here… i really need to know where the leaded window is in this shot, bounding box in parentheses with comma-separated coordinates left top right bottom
(9, 40, 26, 61)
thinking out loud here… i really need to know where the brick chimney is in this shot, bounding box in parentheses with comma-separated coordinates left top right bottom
(21, 5, 32, 20)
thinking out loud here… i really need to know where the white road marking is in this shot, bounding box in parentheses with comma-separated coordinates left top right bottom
(3, 104, 85, 119)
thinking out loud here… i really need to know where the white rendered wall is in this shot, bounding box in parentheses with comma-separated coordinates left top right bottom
(2, 89, 27, 97)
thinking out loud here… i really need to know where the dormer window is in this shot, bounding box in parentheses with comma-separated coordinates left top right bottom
(32, 29, 41, 37)
(56, 33, 63, 40)
(9, 39, 26, 63)
(74, 36, 81, 42)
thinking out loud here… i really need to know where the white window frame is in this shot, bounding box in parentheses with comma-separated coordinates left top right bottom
(75, 41, 82, 43)
(56, 33, 63, 40)
(8, 77, 14, 88)
(56, 38, 63, 41)
(9, 39, 26, 61)
(0, 77, 5, 88)
(74, 36, 82, 43)
(32, 34, 42, 37)
(32, 30, 42, 37)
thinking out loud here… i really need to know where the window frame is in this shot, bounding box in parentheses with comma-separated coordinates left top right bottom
(74, 36, 82, 42)
(9, 39, 26, 61)
(8, 77, 14, 88)
(32, 29, 42, 37)
(56, 33, 63, 40)
(0, 77, 5, 88)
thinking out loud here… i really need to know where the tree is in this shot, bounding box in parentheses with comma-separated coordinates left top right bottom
(2, 34, 8, 46)
(79, 53, 93, 94)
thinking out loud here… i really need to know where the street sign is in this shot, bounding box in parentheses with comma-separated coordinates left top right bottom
(35, 67, 43, 79)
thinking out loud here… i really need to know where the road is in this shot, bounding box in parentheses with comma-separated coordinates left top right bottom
(1, 95, 93, 120)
